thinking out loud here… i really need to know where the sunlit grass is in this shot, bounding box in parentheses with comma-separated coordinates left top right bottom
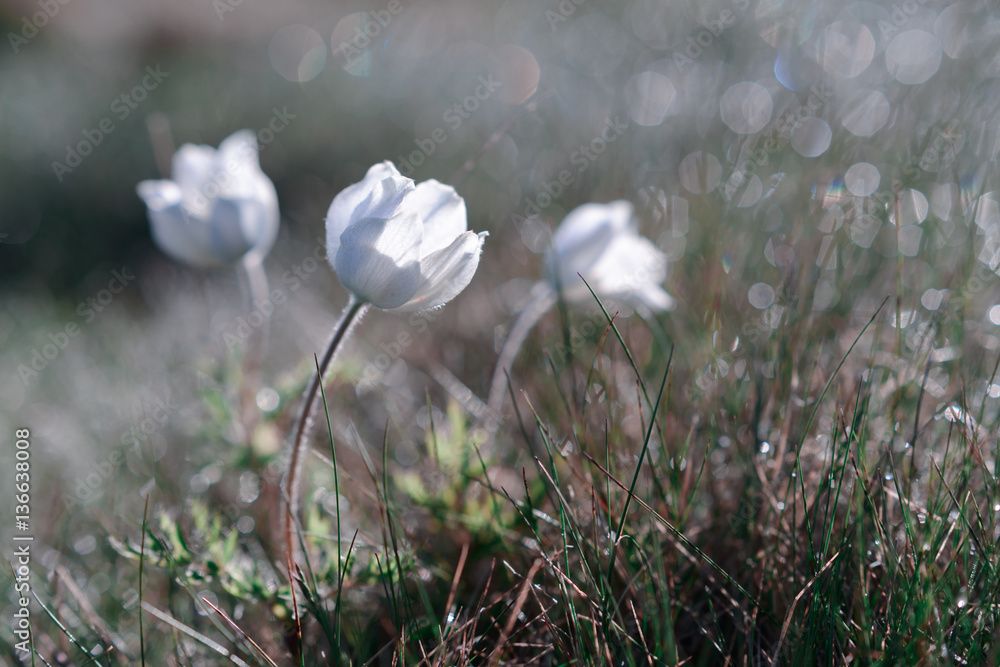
(7, 215, 1000, 664)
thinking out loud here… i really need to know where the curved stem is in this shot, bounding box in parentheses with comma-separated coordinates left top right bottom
(236, 255, 271, 443)
(485, 283, 557, 431)
(282, 295, 369, 566)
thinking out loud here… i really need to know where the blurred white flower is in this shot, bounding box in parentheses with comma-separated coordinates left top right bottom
(136, 130, 279, 267)
(326, 161, 487, 311)
(545, 200, 674, 311)
(486, 200, 673, 431)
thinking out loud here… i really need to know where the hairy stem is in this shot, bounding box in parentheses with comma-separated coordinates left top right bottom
(283, 296, 369, 565)
(237, 255, 271, 441)
(485, 283, 557, 431)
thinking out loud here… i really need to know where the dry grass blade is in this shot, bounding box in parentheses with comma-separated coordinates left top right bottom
(54, 565, 128, 658)
(442, 542, 470, 636)
(139, 601, 252, 666)
(199, 597, 280, 667)
(488, 558, 544, 665)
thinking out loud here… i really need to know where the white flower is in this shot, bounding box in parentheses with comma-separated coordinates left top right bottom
(136, 130, 279, 267)
(326, 161, 487, 311)
(544, 200, 673, 311)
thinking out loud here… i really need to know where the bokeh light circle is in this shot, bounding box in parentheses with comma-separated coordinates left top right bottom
(886, 30, 943, 85)
(494, 44, 540, 105)
(331, 13, 380, 76)
(748, 283, 776, 309)
(270, 25, 326, 82)
(932, 183, 958, 220)
(974, 193, 1000, 232)
(720, 82, 773, 134)
(726, 173, 763, 208)
(845, 162, 880, 196)
(922, 289, 945, 311)
(935, 3, 973, 59)
(625, 71, 677, 126)
(892, 189, 929, 226)
(841, 89, 890, 137)
(679, 151, 722, 195)
(791, 117, 832, 157)
(816, 20, 875, 78)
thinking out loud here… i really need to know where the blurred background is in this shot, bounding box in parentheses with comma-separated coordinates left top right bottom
(2, 0, 1000, 612)
(4, 0, 995, 290)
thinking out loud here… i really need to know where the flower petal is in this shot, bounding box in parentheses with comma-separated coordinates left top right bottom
(138, 181, 220, 267)
(137, 179, 182, 211)
(171, 143, 216, 215)
(212, 171, 281, 262)
(217, 130, 259, 172)
(545, 200, 635, 288)
(549, 200, 634, 258)
(393, 231, 487, 312)
(209, 198, 275, 264)
(326, 161, 414, 262)
(634, 284, 675, 311)
(407, 179, 468, 254)
(334, 211, 422, 309)
(587, 235, 668, 301)
(215, 130, 272, 201)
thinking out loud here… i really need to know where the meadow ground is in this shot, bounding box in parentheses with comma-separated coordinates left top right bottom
(3, 0, 1000, 664)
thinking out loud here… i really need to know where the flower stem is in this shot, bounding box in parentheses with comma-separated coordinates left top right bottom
(145, 112, 175, 179)
(485, 283, 557, 431)
(237, 255, 271, 441)
(283, 295, 369, 565)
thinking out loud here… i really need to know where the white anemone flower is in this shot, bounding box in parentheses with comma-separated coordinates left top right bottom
(487, 200, 673, 428)
(545, 200, 673, 311)
(136, 130, 279, 267)
(325, 161, 488, 311)
(136, 130, 280, 443)
(284, 160, 486, 565)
